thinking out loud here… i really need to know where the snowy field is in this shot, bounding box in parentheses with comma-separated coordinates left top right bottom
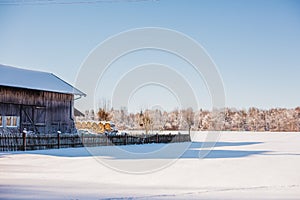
(1, 132, 300, 200)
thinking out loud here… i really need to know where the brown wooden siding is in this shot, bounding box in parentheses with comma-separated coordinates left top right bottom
(0, 86, 75, 134)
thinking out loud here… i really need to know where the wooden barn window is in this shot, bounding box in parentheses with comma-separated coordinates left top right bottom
(6, 116, 11, 126)
(5, 116, 19, 127)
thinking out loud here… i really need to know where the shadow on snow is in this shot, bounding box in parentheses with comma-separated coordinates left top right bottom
(0, 141, 276, 159)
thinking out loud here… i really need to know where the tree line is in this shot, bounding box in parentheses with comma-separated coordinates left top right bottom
(77, 107, 300, 132)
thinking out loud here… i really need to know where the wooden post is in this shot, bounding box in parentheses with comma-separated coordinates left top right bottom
(57, 133, 60, 149)
(20, 105, 23, 134)
(81, 133, 84, 147)
(22, 131, 26, 151)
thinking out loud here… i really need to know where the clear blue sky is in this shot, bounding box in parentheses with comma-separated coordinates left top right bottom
(0, 0, 300, 111)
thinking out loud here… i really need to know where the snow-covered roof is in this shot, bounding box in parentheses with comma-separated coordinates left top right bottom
(0, 64, 86, 96)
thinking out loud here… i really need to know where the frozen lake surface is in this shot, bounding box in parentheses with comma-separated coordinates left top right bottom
(1, 132, 300, 199)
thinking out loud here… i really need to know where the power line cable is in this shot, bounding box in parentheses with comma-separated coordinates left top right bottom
(0, 0, 158, 6)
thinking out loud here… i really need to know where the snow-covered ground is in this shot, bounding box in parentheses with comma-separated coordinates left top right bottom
(1, 132, 300, 200)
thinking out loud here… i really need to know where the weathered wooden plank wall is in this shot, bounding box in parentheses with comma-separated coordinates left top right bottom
(0, 86, 75, 134)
